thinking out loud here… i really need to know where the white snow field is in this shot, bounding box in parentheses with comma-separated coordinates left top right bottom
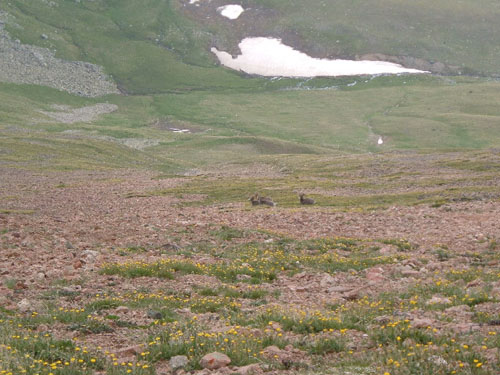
(212, 37, 428, 77)
(217, 5, 245, 19)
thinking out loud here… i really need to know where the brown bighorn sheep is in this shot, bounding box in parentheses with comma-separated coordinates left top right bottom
(249, 193, 276, 207)
(249, 193, 261, 206)
(259, 195, 276, 207)
(299, 193, 315, 205)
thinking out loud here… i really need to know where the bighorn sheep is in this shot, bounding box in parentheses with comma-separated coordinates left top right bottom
(258, 195, 276, 207)
(299, 193, 315, 205)
(249, 193, 261, 206)
(249, 193, 276, 207)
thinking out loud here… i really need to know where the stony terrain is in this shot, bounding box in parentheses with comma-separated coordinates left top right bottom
(1, 1, 500, 374)
(0, 11, 119, 97)
(1, 163, 499, 375)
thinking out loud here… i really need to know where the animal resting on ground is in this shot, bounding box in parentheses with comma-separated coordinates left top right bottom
(299, 193, 315, 205)
(249, 193, 276, 207)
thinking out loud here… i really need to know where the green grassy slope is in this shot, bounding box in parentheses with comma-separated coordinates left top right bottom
(1, 76, 500, 171)
(1, 1, 500, 172)
(3, 0, 263, 94)
(253, 0, 500, 76)
(3, 0, 500, 96)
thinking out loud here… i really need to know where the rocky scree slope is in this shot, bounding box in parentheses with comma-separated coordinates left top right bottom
(0, 10, 119, 97)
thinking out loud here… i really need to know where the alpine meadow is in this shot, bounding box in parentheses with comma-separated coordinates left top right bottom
(0, 1, 499, 375)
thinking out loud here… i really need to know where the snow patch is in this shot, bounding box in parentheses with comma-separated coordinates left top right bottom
(212, 37, 428, 77)
(217, 5, 245, 19)
(169, 128, 192, 134)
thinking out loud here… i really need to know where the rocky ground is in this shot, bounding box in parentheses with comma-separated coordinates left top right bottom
(0, 11, 119, 97)
(0, 166, 499, 375)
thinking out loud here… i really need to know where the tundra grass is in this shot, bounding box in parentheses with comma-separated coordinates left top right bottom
(101, 236, 403, 283)
(2, 0, 264, 94)
(255, 0, 500, 75)
(2, 77, 500, 171)
(4, 0, 500, 97)
(2, 230, 499, 374)
(144, 171, 499, 210)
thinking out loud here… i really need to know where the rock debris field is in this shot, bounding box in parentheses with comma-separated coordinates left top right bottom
(0, 11, 118, 97)
(0, 163, 499, 375)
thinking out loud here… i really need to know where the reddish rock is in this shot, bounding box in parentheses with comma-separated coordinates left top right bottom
(262, 345, 284, 361)
(15, 281, 28, 290)
(199, 352, 231, 370)
(466, 279, 482, 288)
(343, 283, 373, 300)
(17, 299, 33, 313)
(484, 348, 499, 364)
(412, 318, 434, 328)
(36, 324, 49, 332)
(379, 245, 396, 255)
(366, 267, 387, 282)
(400, 267, 420, 277)
(262, 345, 307, 365)
(444, 305, 473, 318)
(328, 285, 352, 293)
(426, 296, 452, 305)
(115, 345, 143, 358)
(450, 323, 480, 333)
(170, 355, 189, 371)
(115, 306, 129, 314)
(234, 364, 262, 375)
(320, 274, 336, 288)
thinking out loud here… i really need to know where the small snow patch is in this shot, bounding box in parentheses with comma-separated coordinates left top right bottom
(212, 37, 428, 77)
(169, 128, 191, 134)
(217, 5, 244, 20)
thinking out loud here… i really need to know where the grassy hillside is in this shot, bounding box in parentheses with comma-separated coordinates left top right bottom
(2, 0, 263, 94)
(1, 4, 500, 375)
(1, 75, 500, 172)
(252, 0, 500, 76)
(3, 0, 500, 97)
(1, 0, 500, 172)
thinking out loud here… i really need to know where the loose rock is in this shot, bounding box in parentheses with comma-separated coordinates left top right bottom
(200, 352, 231, 370)
(170, 355, 189, 371)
